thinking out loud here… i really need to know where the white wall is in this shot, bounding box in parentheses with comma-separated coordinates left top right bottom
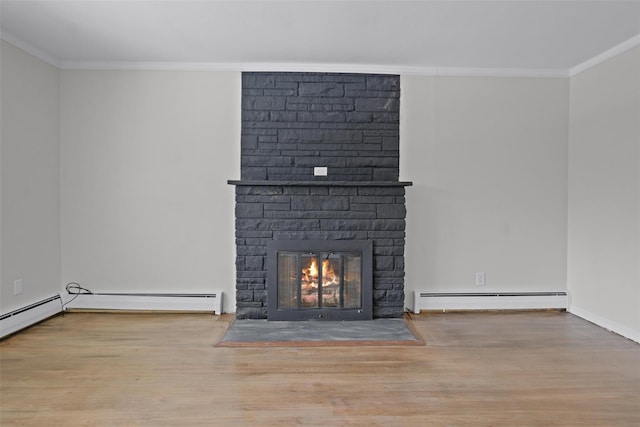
(401, 76, 569, 305)
(60, 72, 572, 316)
(60, 70, 239, 310)
(6, 35, 637, 337)
(1, 40, 61, 313)
(568, 46, 640, 341)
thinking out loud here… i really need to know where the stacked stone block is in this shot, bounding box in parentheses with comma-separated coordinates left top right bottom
(234, 72, 407, 319)
(241, 72, 400, 182)
(234, 183, 407, 319)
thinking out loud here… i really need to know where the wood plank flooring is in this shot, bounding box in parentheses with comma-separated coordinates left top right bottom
(1, 311, 639, 426)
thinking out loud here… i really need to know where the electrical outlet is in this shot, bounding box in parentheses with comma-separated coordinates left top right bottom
(13, 279, 23, 295)
(475, 272, 486, 286)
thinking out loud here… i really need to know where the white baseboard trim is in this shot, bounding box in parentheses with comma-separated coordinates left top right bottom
(0, 295, 63, 339)
(63, 292, 223, 314)
(568, 305, 640, 344)
(413, 291, 568, 314)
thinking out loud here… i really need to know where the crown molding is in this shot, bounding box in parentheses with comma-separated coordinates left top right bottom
(422, 67, 568, 78)
(570, 34, 640, 77)
(58, 60, 568, 78)
(0, 30, 60, 68)
(2, 29, 636, 79)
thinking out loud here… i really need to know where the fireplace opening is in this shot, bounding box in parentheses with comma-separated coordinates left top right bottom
(267, 240, 373, 321)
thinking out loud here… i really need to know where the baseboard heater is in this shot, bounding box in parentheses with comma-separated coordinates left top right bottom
(63, 292, 223, 314)
(413, 291, 568, 313)
(0, 295, 63, 339)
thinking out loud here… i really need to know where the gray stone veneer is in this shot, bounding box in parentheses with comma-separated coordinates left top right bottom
(232, 72, 408, 319)
(241, 72, 400, 182)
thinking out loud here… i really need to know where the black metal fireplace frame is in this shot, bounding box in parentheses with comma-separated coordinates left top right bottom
(267, 240, 373, 321)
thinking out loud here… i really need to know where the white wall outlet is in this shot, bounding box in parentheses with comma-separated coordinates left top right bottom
(314, 167, 328, 176)
(475, 272, 486, 286)
(13, 279, 23, 295)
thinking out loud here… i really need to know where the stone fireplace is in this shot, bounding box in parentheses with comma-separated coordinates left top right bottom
(229, 72, 411, 320)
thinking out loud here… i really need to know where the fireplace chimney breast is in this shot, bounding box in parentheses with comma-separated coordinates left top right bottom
(230, 72, 410, 320)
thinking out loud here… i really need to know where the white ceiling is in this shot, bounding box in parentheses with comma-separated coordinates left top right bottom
(1, 0, 639, 75)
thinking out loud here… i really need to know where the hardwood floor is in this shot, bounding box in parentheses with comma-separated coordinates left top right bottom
(1, 311, 639, 426)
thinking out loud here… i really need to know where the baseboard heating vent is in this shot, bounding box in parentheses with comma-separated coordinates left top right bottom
(0, 295, 63, 339)
(413, 291, 568, 314)
(63, 292, 223, 314)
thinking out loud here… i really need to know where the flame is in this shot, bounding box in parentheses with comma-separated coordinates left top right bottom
(322, 260, 338, 286)
(298, 256, 344, 307)
(309, 259, 318, 277)
(301, 258, 338, 288)
(301, 259, 318, 287)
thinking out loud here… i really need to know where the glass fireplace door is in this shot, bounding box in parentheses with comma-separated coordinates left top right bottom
(268, 240, 373, 321)
(277, 252, 362, 311)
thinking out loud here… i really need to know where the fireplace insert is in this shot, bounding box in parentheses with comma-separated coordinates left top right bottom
(267, 240, 373, 321)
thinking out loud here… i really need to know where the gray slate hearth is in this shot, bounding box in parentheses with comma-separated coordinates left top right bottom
(218, 319, 421, 345)
(230, 72, 411, 320)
